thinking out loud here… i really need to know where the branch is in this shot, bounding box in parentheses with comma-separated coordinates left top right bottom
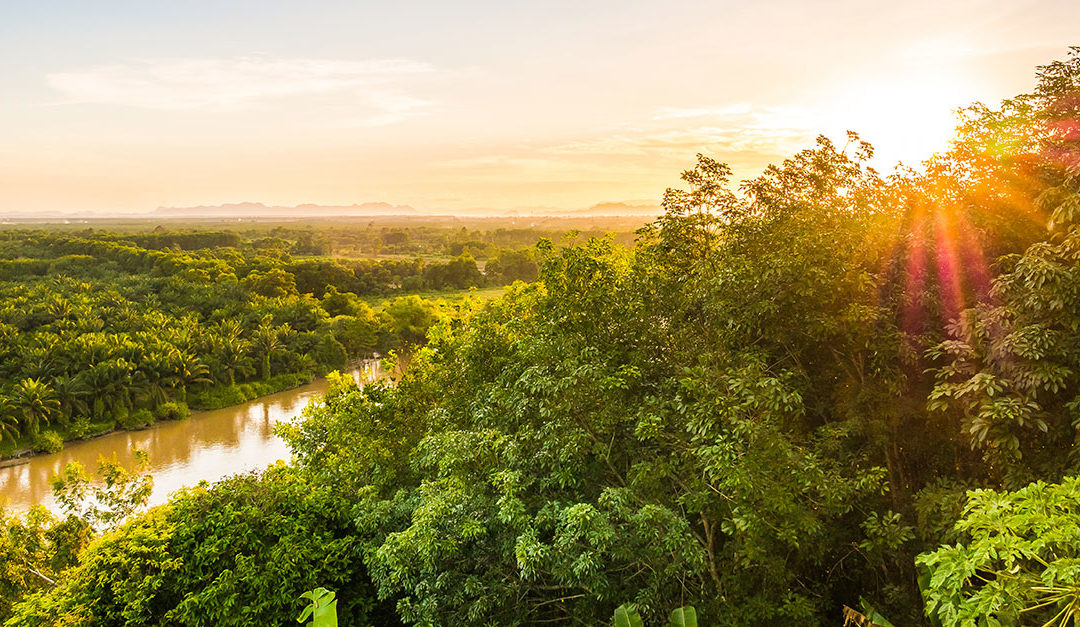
(21, 558, 56, 587)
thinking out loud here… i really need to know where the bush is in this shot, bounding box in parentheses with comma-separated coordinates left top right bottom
(154, 402, 190, 421)
(31, 431, 63, 454)
(86, 421, 114, 437)
(116, 409, 153, 430)
(108, 406, 128, 427)
(67, 416, 91, 440)
(190, 374, 315, 410)
(190, 385, 248, 410)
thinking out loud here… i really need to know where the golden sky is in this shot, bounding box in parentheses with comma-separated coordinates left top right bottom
(1, 0, 1078, 215)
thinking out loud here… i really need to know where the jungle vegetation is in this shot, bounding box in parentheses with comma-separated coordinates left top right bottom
(0, 227, 543, 457)
(2, 49, 1080, 626)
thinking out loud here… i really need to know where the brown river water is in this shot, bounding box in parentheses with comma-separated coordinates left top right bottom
(0, 360, 387, 512)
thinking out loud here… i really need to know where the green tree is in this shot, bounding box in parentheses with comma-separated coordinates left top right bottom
(918, 476, 1080, 626)
(927, 48, 1080, 479)
(9, 379, 60, 437)
(251, 314, 289, 380)
(7, 466, 394, 626)
(51, 450, 154, 532)
(0, 401, 20, 447)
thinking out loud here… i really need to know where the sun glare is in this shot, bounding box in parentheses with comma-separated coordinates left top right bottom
(822, 72, 986, 167)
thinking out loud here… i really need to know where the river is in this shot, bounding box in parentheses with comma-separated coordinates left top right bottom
(0, 360, 387, 512)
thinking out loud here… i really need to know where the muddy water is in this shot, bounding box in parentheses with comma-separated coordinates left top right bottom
(0, 361, 386, 512)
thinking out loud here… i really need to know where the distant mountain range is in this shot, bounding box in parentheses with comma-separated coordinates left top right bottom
(151, 201, 660, 218)
(0, 201, 660, 221)
(151, 201, 420, 217)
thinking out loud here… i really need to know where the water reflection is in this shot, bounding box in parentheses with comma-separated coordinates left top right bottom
(0, 361, 385, 512)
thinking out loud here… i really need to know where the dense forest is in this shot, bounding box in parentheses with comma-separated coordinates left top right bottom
(0, 229, 550, 458)
(2, 50, 1080, 625)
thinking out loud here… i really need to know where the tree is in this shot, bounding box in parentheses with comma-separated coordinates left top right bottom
(170, 351, 211, 401)
(320, 286, 364, 317)
(251, 314, 288, 380)
(50, 450, 153, 532)
(243, 268, 298, 298)
(0, 506, 91, 623)
(918, 476, 1080, 626)
(484, 248, 539, 284)
(927, 48, 1080, 477)
(7, 467, 395, 626)
(380, 296, 441, 347)
(8, 379, 60, 437)
(0, 401, 20, 447)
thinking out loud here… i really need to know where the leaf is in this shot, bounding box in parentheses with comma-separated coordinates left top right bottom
(298, 588, 338, 627)
(614, 603, 645, 627)
(858, 597, 896, 627)
(668, 606, 698, 627)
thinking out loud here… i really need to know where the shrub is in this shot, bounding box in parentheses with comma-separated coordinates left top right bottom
(190, 385, 248, 410)
(117, 409, 153, 430)
(67, 416, 91, 439)
(86, 421, 114, 437)
(154, 402, 190, 421)
(188, 374, 315, 410)
(108, 406, 128, 427)
(30, 431, 63, 454)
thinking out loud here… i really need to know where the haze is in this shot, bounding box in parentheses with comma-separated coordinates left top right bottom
(1, 0, 1078, 215)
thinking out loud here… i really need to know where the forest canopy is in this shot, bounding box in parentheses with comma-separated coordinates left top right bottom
(3, 48, 1080, 626)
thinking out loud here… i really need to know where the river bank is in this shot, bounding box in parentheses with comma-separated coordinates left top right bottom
(0, 361, 387, 512)
(0, 357, 389, 464)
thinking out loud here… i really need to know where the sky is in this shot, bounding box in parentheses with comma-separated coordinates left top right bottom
(0, 0, 1078, 215)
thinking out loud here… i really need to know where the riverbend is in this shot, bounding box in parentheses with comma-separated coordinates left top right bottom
(0, 361, 386, 512)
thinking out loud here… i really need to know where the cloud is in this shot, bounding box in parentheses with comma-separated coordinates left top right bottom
(432, 102, 828, 187)
(532, 104, 819, 165)
(651, 104, 754, 120)
(46, 56, 435, 122)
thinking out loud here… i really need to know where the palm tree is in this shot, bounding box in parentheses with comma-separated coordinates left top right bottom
(252, 315, 286, 380)
(20, 345, 58, 380)
(84, 359, 130, 419)
(218, 319, 244, 340)
(0, 399, 21, 446)
(172, 351, 212, 401)
(52, 374, 90, 427)
(215, 335, 249, 386)
(10, 378, 60, 437)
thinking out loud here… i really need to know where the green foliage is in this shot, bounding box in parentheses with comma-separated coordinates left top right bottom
(8, 466, 394, 626)
(925, 48, 1080, 479)
(485, 248, 539, 284)
(189, 373, 313, 410)
(0, 228, 502, 458)
(917, 476, 1080, 626)
(117, 408, 154, 429)
(286, 178, 896, 624)
(0, 506, 92, 623)
(615, 603, 645, 627)
(50, 450, 154, 532)
(380, 295, 443, 347)
(4, 44, 1080, 627)
(614, 604, 697, 627)
(8, 378, 60, 437)
(668, 606, 697, 627)
(298, 587, 338, 627)
(29, 430, 63, 454)
(154, 401, 190, 421)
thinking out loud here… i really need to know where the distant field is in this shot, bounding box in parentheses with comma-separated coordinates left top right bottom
(360, 285, 509, 308)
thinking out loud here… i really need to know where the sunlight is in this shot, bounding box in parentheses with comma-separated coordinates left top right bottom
(822, 72, 986, 166)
